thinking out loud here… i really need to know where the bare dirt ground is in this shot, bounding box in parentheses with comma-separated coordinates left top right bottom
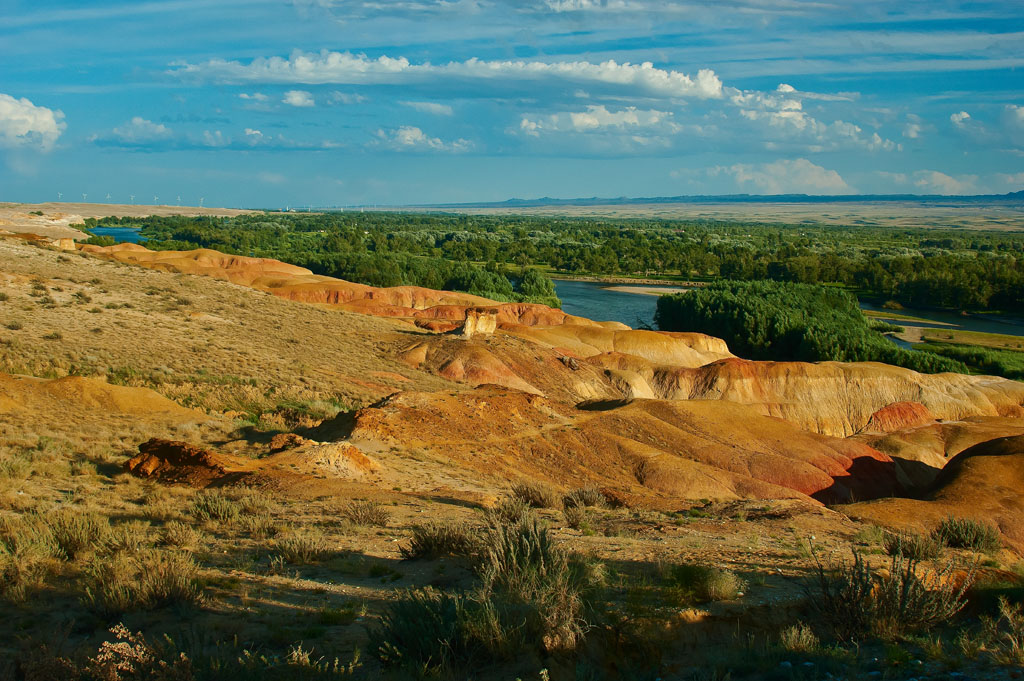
(0, 202, 254, 240)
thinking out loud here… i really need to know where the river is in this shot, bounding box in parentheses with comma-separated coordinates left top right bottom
(553, 279, 1024, 342)
(88, 227, 146, 243)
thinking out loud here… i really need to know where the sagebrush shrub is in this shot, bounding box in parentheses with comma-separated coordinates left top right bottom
(509, 481, 560, 509)
(48, 509, 110, 560)
(339, 501, 390, 527)
(809, 549, 974, 641)
(562, 486, 605, 509)
(884, 531, 942, 561)
(190, 490, 240, 523)
(932, 517, 1001, 552)
(275, 528, 330, 564)
(401, 522, 478, 560)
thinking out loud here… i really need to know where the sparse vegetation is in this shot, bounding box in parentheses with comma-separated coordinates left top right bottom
(509, 481, 560, 509)
(884, 530, 943, 561)
(339, 500, 390, 527)
(809, 550, 974, 641)
(932, 517, 1002, 551)
(190, 489, 241, 523)
(275, 527, 331, 564)
(401, 522, 479, 560)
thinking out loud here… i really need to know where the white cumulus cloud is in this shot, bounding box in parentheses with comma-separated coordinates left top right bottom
(238, 92, 268, 101)
(950, 110, 971, 127)
(373, 125, 472, 152)
(283, 90, 315, 107)
(711, 158, 854, 194)
(0, 93, 65, 151)
(170, 50, 724, 100)
(519, 105, 675, 135)
(110, 117, 172, 143)
(913, 170, 979, 195)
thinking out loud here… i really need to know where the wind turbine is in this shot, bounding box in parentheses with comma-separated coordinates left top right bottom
(105, 193, 111, 201)
(57, 192, 62, 201)
(129, 195, 135, 205)
(82, 193, 87, 202)
(153, 195, 159, 204)
(199, 197, 204, 208)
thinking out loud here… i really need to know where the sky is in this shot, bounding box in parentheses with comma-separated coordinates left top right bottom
(1, 0, 1023, 208)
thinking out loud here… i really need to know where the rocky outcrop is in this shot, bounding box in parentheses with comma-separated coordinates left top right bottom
(461, 308, 498, 338)
(126, 438, 229, 486)
(577, 357, 1024, 438)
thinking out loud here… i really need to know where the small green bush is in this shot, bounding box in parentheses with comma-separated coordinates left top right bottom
(275, 528, 330, 565)
(562, 505, 590, 531)
(484, 497, 532, 526)
(664, 563, 744, 603)
(159, 521, 199, 549)
(48, 509, 110, 560)
(190, 490, 241, 523)
(401, 522, 478, 560)
(932, 517, 1001, 552)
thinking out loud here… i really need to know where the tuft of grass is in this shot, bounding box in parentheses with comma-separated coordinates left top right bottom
(932, 517, 1001, 552)
(401, 522, 479, 560)
(275, 527, 331, 565)
(159, 521, 199, 549)
(981, 596, 1024, 665)
(339, 501, 390, 527)
(48, 509, 110, 560)
(104, 521, 151, 555)
(509, 481, 560, 509)
(562, 504, 591, 531)
(562, 486, 605, 509)
(190, 490, 241, 524)
(779, 622, 819, 653)
(884, 531, 943, 561)
(484, 497, 532, 526)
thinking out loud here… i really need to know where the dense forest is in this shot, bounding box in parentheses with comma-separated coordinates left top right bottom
(85, 210, 1024, 313)
(654, 280, 968, 375)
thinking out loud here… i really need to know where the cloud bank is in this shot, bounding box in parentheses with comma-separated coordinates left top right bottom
(0, 94, 65, 151)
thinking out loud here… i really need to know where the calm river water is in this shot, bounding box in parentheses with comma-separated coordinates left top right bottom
(554, 279, 1024, 342)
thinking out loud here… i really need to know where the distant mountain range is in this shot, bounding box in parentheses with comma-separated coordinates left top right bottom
(418, 190, 1024, 209)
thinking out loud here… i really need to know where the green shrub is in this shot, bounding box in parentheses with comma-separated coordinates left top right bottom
(275, 528, 330, 564)
(48, 509, 110, 560)
(981, 596, 1024, 666)
(562, 505, 591, 531)
(932, 517, 1001, 552)
(339, 501, 390, 527)
(663, 563, 745, 603)
(160, 521, 199, 549)
(779, 622, 819, 653)
(884, 531, 942, 561)
(809, 550, 974, 641)
(190, 490, 241, 523)
(401, 522, 479, 560)
(83, 550, 202, 616)
(509, 481, 560, 509)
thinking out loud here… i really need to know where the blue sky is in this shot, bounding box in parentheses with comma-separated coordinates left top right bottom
(1, 0, 1022, 207)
